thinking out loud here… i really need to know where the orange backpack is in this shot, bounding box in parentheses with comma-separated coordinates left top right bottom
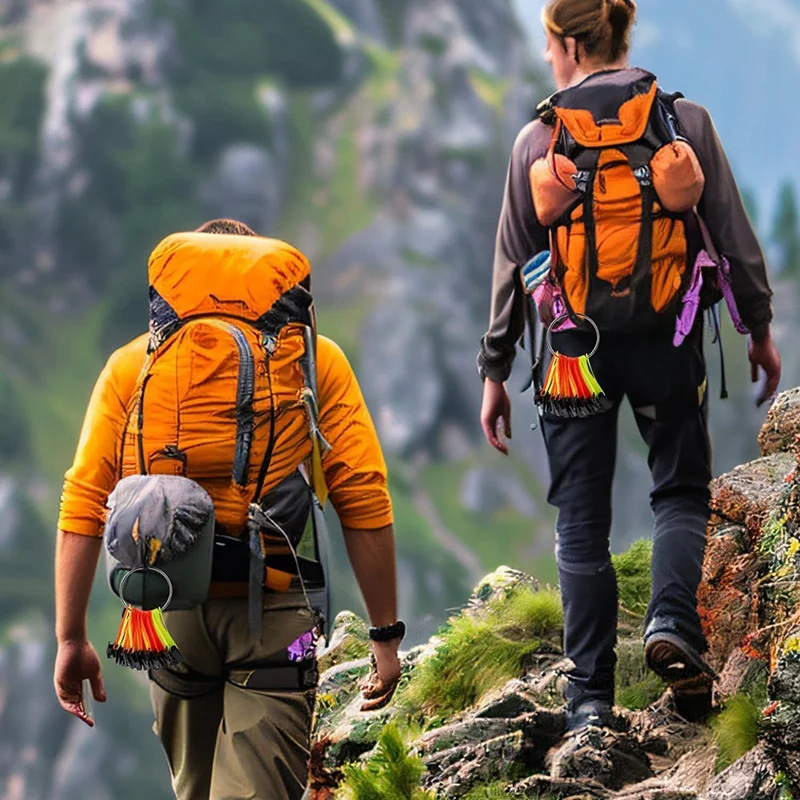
(119, 232, 330, 602)
(529, 70, 706, 332)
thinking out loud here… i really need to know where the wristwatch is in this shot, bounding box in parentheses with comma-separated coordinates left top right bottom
(368, 620, 406, 643)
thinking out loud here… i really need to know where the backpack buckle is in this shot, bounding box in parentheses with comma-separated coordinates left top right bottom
(573, 170, 592, 194)
(633, 165, 653, 187)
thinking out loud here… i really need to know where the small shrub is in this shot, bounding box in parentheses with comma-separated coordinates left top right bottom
(710, 694, 761, 772)
(338, 723, 434, 800)
(613, 539, 653, 616)
(398, 587, 563, 724)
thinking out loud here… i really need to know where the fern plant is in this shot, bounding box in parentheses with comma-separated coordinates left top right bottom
(338, 723, 435, 800)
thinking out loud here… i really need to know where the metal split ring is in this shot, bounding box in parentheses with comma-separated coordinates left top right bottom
(118, 566, 174, 611)
(546, 312, 601, 359)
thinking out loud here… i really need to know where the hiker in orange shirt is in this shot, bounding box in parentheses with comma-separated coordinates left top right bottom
(53, 219, 404, 799)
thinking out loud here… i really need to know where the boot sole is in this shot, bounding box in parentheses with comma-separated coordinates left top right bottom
(645, 633, 719, 683)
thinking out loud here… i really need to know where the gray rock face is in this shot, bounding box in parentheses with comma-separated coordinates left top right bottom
(759, 386, 800, 456)
(360, 281, 444, 455)
(321, 0, 536, 462)
(770, 639, 800, 705)
(703, 744, 782, 800)
(547, 727, 654, 791)
(201, 144, 284, 236)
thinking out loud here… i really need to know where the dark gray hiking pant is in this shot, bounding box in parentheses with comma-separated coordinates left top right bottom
(541, 321, 712, 709)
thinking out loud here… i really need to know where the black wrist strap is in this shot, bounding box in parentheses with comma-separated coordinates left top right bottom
(368, 620, 406, 643)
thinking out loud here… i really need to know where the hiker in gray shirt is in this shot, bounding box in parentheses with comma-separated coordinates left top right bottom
(478, 0, 781, 732)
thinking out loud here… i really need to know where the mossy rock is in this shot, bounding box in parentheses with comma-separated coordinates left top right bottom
(613, 540, 653, 618)
(398, 586, 563, 725)
(319, 611, 371, 674)
(468, 567, 540, 614)
(324, 704, 397, 769)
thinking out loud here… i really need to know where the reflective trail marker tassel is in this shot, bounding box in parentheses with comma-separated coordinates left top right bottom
(107, 567, 183, 671)
(535, 313, 613, 419)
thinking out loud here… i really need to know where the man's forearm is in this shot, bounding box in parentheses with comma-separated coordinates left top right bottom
(55, 530, 103, 642)
(341, 524, 398, 628)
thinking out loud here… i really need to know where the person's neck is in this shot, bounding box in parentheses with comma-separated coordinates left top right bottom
(568, 59, 630, 88)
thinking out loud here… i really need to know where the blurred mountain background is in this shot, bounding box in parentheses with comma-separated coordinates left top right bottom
(0, 0, 798, 797)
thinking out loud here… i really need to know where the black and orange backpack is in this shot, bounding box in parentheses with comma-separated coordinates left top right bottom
(104, 232, 333, 669)
(529, 69, 706, 333)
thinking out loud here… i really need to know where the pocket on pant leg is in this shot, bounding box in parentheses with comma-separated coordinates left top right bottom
(211, 684, 314, 800)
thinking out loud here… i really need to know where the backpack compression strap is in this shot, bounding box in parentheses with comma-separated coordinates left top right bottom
(300, 323, 331, 506)
(246, 321, 332, 639)
(568, 143, 657, 325)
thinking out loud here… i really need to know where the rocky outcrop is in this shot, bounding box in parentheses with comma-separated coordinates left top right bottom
(313, 390, 800, 798)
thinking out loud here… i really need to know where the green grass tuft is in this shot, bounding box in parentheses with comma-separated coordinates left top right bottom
(710, 694, 762, 772)
(612, 539, 653, 616)
(617, 672, 666, 711)
(464, 787, 557, 800)
(462, 783, 511, 800)
(615, 640, 666, 710)
(397, 587, 563, 725)
(776, 772, 796, 800)
(339, 723, 434, 800)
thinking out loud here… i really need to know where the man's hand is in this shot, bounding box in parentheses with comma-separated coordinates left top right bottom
(749, 327, 781, 408)
(360, 639, 402, 712)
(54, 639, 106, 727)
(481, 378, 511, 455)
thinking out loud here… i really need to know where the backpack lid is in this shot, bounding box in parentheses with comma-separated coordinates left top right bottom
(546, 68, 659, 148)
(148, 231, 311, 324)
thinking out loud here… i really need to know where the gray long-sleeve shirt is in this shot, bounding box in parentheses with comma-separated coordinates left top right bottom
(478, 72, 774, 384)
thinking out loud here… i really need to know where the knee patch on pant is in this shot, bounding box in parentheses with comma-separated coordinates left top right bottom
(557, 552, 614, 577)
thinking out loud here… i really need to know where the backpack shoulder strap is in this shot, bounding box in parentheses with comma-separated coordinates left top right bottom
(300, 321, 330, 507)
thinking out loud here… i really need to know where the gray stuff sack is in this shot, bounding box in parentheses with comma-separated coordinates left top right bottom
(104, 474, 215, 611)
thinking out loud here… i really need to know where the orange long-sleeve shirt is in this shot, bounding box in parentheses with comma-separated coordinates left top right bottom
(58, 333, 393, 537)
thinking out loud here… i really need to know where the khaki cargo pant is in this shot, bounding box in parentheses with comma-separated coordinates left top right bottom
(149, 593, 318, 800)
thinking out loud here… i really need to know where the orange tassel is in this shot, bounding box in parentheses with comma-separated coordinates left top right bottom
(107, 606, 183, 671)
(535, 352, 613, 418)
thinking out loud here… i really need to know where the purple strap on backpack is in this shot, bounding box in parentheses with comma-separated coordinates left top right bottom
(673, 214, 749, 347)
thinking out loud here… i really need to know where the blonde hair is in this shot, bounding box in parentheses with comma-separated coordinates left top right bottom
(542, 0, 637, 63)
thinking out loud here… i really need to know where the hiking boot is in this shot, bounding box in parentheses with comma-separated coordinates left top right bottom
(645, 631, 717, 723)
(566, 698, 614, 733)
